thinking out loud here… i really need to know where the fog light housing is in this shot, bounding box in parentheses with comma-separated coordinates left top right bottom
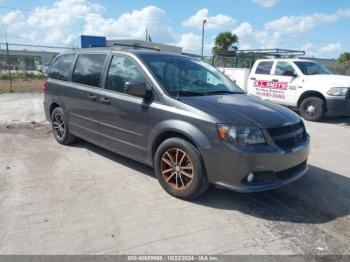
(247, 173, 254, 183)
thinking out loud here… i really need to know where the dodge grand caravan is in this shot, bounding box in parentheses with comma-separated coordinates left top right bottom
(44, 49, 310, 199)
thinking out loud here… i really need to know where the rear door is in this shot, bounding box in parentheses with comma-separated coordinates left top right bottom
(247, 61, 280, 102)
(272, 61, 301, 106)
(98, 54, 151, 161)
(64, 53, 107, 144)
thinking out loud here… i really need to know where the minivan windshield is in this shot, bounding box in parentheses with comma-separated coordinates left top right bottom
(294, 61, 332, 75)
(138, 53, 244, 97)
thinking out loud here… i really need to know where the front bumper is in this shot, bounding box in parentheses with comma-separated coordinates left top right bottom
(203, 137, 310, 193)
(326, 97, 350, 116)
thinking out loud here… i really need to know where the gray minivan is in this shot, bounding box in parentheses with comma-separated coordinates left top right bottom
(44, 49, 310, 199)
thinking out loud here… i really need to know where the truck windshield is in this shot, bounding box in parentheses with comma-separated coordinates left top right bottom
(294, 61, 332, 75)
(138, 53, 244, 97)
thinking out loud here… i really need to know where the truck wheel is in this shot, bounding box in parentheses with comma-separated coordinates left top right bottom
(51, 107, 77, 145)
(154, 138, 209, 200)
(300, 97, 325, 121)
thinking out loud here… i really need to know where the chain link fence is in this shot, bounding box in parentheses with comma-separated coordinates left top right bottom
(0, 43, 72, 93)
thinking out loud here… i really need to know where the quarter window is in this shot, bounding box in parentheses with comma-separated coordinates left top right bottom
(72, 54, 106, 87)
(48, 54, 75, 81)
(255, 61, 273, 75)
(105, 56, 146, 94)
(275, 62, 297, 76)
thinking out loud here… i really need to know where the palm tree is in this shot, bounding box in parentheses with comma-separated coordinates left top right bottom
(212, 32, 239, 66)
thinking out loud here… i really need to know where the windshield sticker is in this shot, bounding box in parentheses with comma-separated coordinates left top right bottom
(254, 80, 287, 100)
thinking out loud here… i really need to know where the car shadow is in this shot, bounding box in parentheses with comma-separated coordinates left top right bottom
(193, 165, 350, 224)
(319, 115, 350, 125)
(72, 140, 350, 224)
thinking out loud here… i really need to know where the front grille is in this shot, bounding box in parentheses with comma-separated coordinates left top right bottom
(267, 121, 307, 150)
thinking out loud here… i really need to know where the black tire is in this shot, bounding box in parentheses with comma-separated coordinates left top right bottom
(51, 107, 76, 145)
(154, 138, 209, 200)
(300, 97, 326, 121)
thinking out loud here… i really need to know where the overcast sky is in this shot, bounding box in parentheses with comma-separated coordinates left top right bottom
(1, 0, 349, 58)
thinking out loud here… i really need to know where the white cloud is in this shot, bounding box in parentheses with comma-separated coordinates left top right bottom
(1, 10, 25, 30)
(27, 0, 103, 28)
(253, 0, 278, 7)
(302, 42, 343, 58)
(175, 33, 202, 52)
(25, 0, 103, 44)
(232, 22, 282, 49)
(265, 9, 350, 34)
(83, 6, 175, 43)
(183, 8, 235, 30)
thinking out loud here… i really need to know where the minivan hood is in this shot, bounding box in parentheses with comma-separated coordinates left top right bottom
(180, 94, 301, 128)
(304, 74, 350, 86)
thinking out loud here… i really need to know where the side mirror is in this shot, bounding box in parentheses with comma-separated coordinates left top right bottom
(125, 81, 152, 99)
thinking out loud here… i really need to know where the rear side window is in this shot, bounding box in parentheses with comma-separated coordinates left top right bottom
(275, 62, 296, 76)
(105, 56, 146, 94)
(255, 61, 273, 75)
(48, 54, 75, 81)
(72, 54, 106, 87)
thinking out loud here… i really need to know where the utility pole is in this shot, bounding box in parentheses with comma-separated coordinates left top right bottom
(5, 30, 12, 93)
(201, 19, 207, 60)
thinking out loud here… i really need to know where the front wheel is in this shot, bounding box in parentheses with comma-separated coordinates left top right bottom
(154, 138, 209, 200)
(300, 97, 326, 121)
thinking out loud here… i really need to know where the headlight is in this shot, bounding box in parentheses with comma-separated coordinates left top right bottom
(327, 87, 349, 96)
(216, 124, 266, 145)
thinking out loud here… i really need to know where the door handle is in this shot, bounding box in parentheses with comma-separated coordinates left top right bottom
(100, 97, 111, 105)
(272, 79, 279, 82)
(250, 77, 256, 80)
(87, 94, 97, 101)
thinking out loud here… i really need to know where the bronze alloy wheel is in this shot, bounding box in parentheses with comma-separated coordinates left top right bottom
(160, 148, 194, 191)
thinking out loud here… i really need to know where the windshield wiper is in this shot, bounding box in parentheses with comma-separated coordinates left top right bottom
(205, 90, 242, 95)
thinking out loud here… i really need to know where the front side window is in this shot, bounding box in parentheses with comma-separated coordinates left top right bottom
(48, 54, 75, 81)
(72, 54, 106, 87)
(105, 56, 147, 94)
(275, 62, 297, 76)
(138, 54, 243, 97)
(255, 61, 273, 75)
(294, 61, 331, 75)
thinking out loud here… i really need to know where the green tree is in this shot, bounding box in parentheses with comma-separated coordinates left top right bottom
(212, 32, 239, 66)
(337, 52, 350, 65)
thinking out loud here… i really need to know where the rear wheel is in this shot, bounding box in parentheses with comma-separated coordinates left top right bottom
(154, 138, 209, 200)
(300, 97, 325, 121)
(51, 107, 76, 145)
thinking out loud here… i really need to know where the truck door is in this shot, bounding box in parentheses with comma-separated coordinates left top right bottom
(271, 61, 301, 106)
(247, 61, 277, 101)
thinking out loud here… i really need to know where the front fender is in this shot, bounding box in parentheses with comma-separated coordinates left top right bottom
(147, 119, 212, 162)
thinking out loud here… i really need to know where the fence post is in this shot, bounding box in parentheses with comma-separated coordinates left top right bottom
(5, 31, 12, 93)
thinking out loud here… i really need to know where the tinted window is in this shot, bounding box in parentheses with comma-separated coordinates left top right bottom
(255, 61, 273, 75)
(294, 61, 331, 75)
(275, 62, 297, 76)
(48, 54, 75, 81)
(105, 56, 146, 94)
(72, 54, 106, 87)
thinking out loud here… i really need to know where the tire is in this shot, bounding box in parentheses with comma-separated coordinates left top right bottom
(154, 138, 209, 200)
(51, 107, 76, 145)
(300, 97, 326, 121)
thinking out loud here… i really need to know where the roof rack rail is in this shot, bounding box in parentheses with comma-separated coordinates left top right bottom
(111, 43, 160, 51)
(212, 48, 305, 67)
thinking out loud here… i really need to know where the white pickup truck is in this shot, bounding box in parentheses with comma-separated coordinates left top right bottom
(219, 58, 350, 121)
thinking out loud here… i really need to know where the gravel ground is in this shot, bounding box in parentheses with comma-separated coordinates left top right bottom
(0, 93, 349, 255)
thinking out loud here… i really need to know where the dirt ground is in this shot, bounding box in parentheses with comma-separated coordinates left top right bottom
(0, 79, 43, 93)
(0, 93, 350, 255)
